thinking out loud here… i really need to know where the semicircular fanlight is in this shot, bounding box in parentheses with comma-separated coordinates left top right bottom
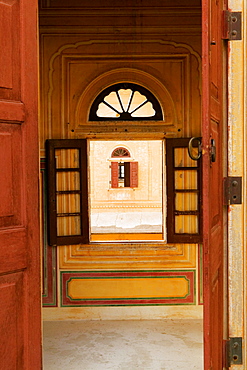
(111, 147, 130, 157)
(89, 83, 163, 121)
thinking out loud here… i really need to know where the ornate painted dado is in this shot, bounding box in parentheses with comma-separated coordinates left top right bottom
(61, 270, 195, 307)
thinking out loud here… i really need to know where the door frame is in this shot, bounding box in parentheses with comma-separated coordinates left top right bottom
(227, 0, 246, 368)
(38, 0, 246, 367)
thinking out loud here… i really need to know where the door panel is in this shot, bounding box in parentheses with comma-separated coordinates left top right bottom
(0, 229, 27, 274)
(202, 0, 226, 368)
(0, 0, 21, 100)
(0, 0, 41, 368)
(0, 272, 24, 370)
(0, 125, 22, 228)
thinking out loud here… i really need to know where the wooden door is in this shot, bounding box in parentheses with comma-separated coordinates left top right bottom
(202, 0, 227, 368)
(0, 0, 41, 369)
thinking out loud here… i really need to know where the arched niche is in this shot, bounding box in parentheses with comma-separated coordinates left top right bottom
(74, 68, 178, 138)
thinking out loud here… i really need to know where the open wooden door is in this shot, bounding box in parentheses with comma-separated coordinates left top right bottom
(202, 0, 227, 368)
(0, 0, 41, 368)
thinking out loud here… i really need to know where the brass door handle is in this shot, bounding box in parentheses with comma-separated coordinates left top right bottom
(210, 139, 216, 162)
(188, 137, 202, 160)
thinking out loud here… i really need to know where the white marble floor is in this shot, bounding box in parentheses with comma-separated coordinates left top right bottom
(43, 320, 203, 370)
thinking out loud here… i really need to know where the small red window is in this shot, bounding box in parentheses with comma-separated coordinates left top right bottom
(110, 147, 138, 188)
(111, 161, 138, 188)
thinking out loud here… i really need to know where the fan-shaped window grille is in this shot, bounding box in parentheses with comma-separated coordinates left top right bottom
(89, 83, 163, 121)
(111, 147, 130, 157)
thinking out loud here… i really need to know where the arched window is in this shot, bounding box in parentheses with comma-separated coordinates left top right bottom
(89, 83, 163, 121)
(110, 147, 138, 188)
(111, 147, 130, 157)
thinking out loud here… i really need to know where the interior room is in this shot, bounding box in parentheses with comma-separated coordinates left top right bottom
(39, 0, 204, 368)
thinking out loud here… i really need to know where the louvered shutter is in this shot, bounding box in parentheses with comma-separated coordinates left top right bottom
(166, 138, 202, 243)
(130, 161, 138, 188)
(46, 139, 89, 246)
(111, 161, 119, 188)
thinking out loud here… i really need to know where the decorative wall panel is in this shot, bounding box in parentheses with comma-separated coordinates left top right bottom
(39, 47, 200, 145)
(59, 243, 197, 270)
(61, 270, 195, 307)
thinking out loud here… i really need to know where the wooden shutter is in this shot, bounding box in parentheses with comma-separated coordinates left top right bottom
(130, 161, 138, 188)
(166, 138, 202, 243)
(111, 161, 119, 188)
(124, 162, 130, 187)
(46, 139, 89, 246)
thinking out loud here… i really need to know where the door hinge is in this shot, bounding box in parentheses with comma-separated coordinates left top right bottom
(225, 337, 243, 367)
(223, 177, 242, 205)
(222, 10, 242, 40)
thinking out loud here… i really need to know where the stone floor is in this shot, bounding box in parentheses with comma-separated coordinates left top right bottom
(43, 319, 203, 369)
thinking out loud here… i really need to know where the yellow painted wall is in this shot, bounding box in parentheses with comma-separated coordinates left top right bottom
(40, 0, 202, 319)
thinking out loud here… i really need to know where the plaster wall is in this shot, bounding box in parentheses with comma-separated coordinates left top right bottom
(40, 0, 203, 319)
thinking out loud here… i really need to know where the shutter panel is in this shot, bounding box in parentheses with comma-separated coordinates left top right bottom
(46, 139, 89, 246)
(130, 161, 138, 188)
(166, 138, 202, 243)
(124, 162, 130, 187)
(111, 161, 119, 188)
